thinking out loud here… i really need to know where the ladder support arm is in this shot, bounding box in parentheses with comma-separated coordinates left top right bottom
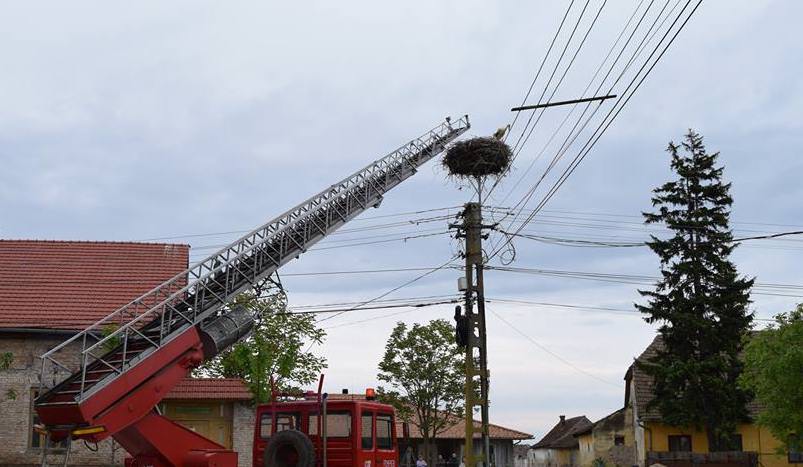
(34, 117, 470, 456)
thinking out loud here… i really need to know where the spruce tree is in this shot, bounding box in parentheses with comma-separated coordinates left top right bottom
(637, 130, 754, 451)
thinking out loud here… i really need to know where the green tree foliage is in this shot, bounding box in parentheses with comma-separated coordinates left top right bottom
(377, 319, 464, 464)
(637, 130, 754, 451)
(739, 305, 803, 450)
(1, 353, 16, 401)
(101, 324, 122, 353)
(0, 352, 13, 370)
(196, 278, 327, 402)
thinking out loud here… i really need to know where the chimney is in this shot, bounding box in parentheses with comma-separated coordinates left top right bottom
(559, 415, 566, 424)
(342, 389, 349, 394)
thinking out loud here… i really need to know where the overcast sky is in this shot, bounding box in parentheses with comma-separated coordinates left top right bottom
(2, 1, 802, 441)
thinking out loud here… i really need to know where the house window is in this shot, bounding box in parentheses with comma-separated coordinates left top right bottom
(614, 436, 625, 446)
(789, 434, 802, 463)
(668, 435, 692, 452)
(30, 389, 68, 450)
(729, 434, 743, 452)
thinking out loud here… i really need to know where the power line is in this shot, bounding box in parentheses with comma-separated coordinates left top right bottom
(494, 0, 649, 205)
(488, 297, 639, 314)
(507, 0, 578, 142)
(498, 0, 681, 230)
(290, 294, 460, 310)
(321, 300, 459, 330)
(499, 229, 803, 248)
(487, 207, 803, 237)
(491, 0, 703, 261)
(189, 230, 451, 257)
(282, 267, 461, 278)
(501, 231, 646, 248)
(313, 255, 461, 324)
(287, 299, 459, 316)
(487, 265, 803, 297)
(734, 231, 803, 242)
(510, 0, 594, 156)
(489, 308, 621, 387)
(488, 0, 667, 247)
(500, 0, 676, 226)
(504, 0, 663, 213)
(522, 207, 803, 230)
(511, 0, 610, 160)
(486, 297, 776, 322)
(524, 0, 701, 218)
(142, 211, 457, 243)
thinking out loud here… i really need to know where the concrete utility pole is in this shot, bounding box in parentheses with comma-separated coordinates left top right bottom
(457, 202, 491, 467)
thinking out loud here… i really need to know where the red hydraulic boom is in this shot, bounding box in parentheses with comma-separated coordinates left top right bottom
(34, 116, 470, 467)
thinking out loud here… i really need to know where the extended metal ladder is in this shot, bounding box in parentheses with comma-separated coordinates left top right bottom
(35, 117, 470, 424)
(39, 433, 72, 467)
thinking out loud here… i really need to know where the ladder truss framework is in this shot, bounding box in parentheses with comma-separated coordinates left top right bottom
(35, 117, 470, 438)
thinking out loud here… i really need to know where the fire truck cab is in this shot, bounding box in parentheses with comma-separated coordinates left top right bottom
(253, 392, 399, 467)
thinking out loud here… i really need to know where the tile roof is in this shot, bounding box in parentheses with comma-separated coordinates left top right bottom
(531, 416, 592, 449)
(628, 335, 765, 422)
(164, 378, 253, 400)
(574, 407, 627, 437)
(412, 412, 532, 440)
(0, 240, 189, 331)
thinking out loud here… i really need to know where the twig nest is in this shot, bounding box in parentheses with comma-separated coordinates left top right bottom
(442, 137, 512, 179)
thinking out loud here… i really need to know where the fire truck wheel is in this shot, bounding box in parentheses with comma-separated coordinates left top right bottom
(263, 429, 316, 467)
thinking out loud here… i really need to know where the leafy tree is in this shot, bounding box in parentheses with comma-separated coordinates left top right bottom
(739, 305, 803, 450)
(196, 278, 327, 402)
(637, 130, 754, 451)
(377, 319, 464, 465)
(0, 352, 12, 370)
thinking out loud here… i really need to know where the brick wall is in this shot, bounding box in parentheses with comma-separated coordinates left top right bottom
(0, 334, 124, 466)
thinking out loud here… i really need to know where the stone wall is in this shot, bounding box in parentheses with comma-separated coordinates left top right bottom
(591, 407, 636, 467)
(0, 333, 124, 466)
(233, 402, 256, 467)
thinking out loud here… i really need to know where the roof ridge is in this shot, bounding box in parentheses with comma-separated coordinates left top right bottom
(179, 377, 247, 382)
(531, 415, 591, 449)
(0, 239, 190, 248)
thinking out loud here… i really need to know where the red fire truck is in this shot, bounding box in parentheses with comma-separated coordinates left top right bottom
(254, 390, 400, 467)
(33, 117, 468, 467)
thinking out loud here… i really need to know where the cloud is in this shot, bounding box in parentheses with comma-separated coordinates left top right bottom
(1, 0, 801, 437)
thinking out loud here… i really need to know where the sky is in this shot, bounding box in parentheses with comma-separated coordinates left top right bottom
(2, 1, 802, 441)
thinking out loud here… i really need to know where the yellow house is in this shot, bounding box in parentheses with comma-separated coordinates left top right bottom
(625, 336, 800, 467)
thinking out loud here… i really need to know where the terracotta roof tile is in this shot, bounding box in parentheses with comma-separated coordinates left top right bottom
(164, 378, 253, 400)
(0, 240, 189, 331)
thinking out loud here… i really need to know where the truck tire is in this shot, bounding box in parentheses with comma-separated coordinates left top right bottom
(263, 429, 316, 467)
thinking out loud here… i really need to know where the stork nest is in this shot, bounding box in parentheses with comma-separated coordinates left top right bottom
(442, 137, 512, 179)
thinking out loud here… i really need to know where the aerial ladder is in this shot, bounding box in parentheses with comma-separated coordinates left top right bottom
(34, 116, 470, 467)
